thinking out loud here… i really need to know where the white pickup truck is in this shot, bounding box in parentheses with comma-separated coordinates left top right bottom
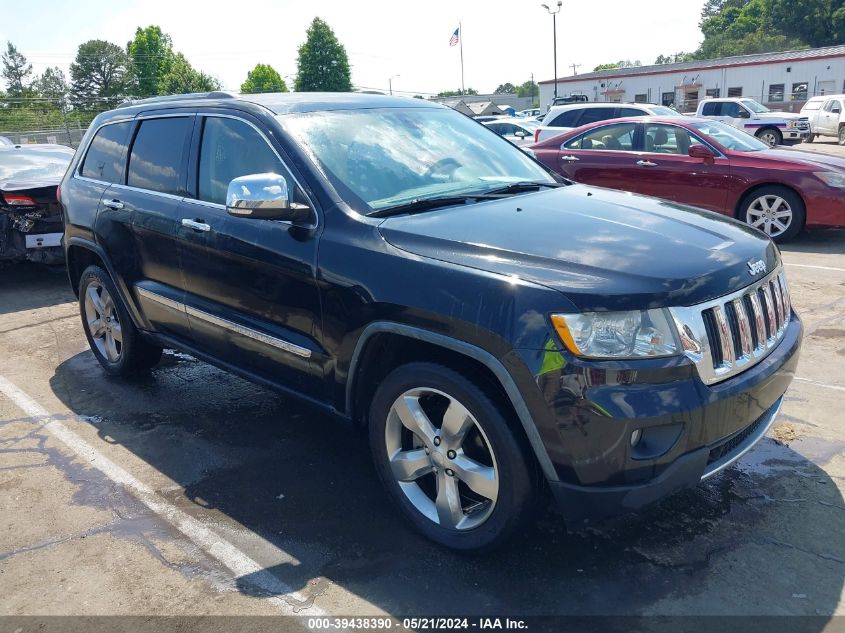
(800, 94, 845, 144)
(696, 98, 810, 146)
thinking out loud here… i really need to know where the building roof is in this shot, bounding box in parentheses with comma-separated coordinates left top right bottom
(538, 44, 845, 85)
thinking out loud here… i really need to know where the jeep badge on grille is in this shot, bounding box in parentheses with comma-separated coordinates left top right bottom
(747, 259, 767, 276)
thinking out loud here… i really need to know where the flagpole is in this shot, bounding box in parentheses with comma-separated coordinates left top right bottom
(459, 20, 465, 94)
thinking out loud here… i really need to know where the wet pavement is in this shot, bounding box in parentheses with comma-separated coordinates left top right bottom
(0, 231, 843, 626)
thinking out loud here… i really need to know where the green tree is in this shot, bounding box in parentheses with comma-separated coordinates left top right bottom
(516, 80, 538, 99)
(241, 63, 287, 93)
(436, 88, 478, 97)
(33, 66, 68, 102)
(494, 82, 516, 94)
(655, 52, 695, 64)
(1, 42, 32, 97)
(160, 53, 220, 94)
(593, 60, 641, 71)
(294, 18, 352, 92)
(70, 40, 130, 110)
(127, 26, 175, 97)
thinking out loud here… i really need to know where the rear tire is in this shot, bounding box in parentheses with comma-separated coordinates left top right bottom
(839, 126, 845, 146)
(739, 186, 805, 243)
(756, 127, 782, 147)
(79, 265, 162, 376)
(368, 362, 535, 551)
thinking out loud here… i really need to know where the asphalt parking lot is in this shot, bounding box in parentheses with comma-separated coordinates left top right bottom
(1, 153, 844, 628)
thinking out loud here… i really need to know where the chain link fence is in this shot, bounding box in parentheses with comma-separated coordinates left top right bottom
(0, 98, 97, 148)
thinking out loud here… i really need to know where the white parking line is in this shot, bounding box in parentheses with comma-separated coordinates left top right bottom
(784, 263, 845, 273)
(0, 375, 327, 618)
(793, 376, 845, 393)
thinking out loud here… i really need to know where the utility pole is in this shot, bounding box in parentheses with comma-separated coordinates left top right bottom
(570, 63, 581, 76)
(389, 75, 400, 95)
(541, 2, 563, 100)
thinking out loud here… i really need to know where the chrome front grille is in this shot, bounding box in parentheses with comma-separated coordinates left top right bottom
(796, 118, 810, 131)
(669, 268, 791, 385)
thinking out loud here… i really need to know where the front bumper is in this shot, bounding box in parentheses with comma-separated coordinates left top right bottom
(516, 311, 802, 525)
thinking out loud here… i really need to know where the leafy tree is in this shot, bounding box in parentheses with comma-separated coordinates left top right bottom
(516, 80, 538, 99)
(295, 18, 352, 92)
(160, 53, 220, 94)
(655, 52, 695, 64)
(1, 42, 32, 97)
(593, 60, 641, 71)
(494, 82, 516, 94)
(127, 26, 175, 97)
(70, 40, 130, 110)
(436, 88, 478, 97)
(33, 66, 68, 102)
(241, 63, 287, 93)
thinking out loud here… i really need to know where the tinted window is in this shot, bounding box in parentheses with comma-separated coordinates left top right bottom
(721, 102, 743, 118)
(127, 117, 191, 195)
(577, 107, 617, 126)
(701, 102, 719, 116)
(548, 109, 580, 128)
(565, 123, 636, 151)
(618, 107, 646, 118)
(198, 117, 290, 206)
(81, 121, 132, 183)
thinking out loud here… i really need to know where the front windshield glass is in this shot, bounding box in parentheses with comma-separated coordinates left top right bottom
(649, 106, 678, 116)
(741, 99, 770, 113)
(280, 107, 556, 212)
(690, 120, 769, 151)
(0, 147, 73, 181)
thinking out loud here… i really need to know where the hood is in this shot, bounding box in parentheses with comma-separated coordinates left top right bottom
(0, 178, 61, 191)
(747, 147, 845, 172)
(378, 185, 779, 312)
(755, 111, 804, 120)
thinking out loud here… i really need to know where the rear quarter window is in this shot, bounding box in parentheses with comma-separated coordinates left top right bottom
(80, 121, 132, 183)
(548, 109, 580, 128)
(701, 102, 720, 116)
(577, 107, 618, 126)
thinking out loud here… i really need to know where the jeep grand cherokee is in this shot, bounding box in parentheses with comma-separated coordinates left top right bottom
(60, 92, 802, 551)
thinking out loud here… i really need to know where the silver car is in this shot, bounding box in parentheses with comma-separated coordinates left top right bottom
(483, 117, 540, 146)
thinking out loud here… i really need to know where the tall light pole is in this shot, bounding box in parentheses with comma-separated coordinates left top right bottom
(389, 74, 400, 95)
(541, 1, 563, 100)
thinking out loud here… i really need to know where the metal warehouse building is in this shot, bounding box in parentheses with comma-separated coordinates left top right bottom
(538, 44, 845, 113)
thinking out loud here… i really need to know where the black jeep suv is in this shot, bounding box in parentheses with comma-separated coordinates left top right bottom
(60, 92, 802, 550)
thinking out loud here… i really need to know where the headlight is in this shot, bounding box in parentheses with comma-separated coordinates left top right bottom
(787, 120, 798, 129)
(551, 309, 679, 359)
(815, 171, 845, 188)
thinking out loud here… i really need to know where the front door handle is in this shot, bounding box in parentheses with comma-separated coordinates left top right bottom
(181, 219, 211, 232)
(560, 155, 580, 162)
(103, 199, 124, 210)
(636, 160, 658, 167)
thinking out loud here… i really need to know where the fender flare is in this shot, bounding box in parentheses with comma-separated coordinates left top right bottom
(65, 237, 147, 330)
(346, 321, 559, 483)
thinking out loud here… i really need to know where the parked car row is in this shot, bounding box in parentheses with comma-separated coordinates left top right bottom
(58, 91, 801, 551)
(696, 98, 810, 147)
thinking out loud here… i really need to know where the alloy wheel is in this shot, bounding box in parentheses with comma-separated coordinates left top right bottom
(83, 282, 122, 362)
(384, 387, 499, 530)
(758, 130, 779, 147)
(746, 194, 793, 239)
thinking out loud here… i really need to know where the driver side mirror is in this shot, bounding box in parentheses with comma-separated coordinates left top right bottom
(514, 129, 530, 138)
(226, 173, 312, 224)
(737, 109, 751, 119)
(688, 144, 715, 161)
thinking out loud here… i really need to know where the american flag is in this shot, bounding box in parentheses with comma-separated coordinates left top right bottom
(449, 27, 460, 47)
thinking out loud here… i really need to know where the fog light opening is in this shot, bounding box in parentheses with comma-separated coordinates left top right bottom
(630, 429, 642, 447)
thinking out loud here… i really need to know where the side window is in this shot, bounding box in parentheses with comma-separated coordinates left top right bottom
(548, 109, 580, 128)
(721, 102, 742, 118)
(618, 107, 646, 118)
(644, 124, 694, 155)
(701, 102, 719, 116)
(486, 123, 503, 135)
(127, 117, 192, 195)
(80, 121, 132, 183)
(564, 123, 636, 151)
(577, 107, 617, 126)
(198, 116, 295, 206)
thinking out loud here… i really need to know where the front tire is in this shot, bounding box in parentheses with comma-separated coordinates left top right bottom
(756, 127, 783, 147)
(739, 186, 805, 243)
(79, 265, 162, 376)
(805, 133, 815, 143)
(368, 362, 535, 551)
(839, 126, 845, 146)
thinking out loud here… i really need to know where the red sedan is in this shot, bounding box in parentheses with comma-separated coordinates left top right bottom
(530, 116, 845, 242)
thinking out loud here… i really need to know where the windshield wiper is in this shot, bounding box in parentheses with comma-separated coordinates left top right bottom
(476, 180, 567, 196)
(367, 195, 483, 218)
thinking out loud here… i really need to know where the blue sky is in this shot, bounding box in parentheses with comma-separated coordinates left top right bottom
(2, 0, 704, 95)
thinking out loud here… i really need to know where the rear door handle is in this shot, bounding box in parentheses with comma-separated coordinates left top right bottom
(103, 199, 124, 210)
(636, 160, 658, 167)
(560, 155, 579, 162)
(181, 219, 211, 232)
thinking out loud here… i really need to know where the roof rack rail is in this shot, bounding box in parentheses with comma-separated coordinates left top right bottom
(117, 91, 237, 109)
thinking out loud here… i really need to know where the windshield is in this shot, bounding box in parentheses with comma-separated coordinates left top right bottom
(741, 99, 770, 113)
(690, 120, 769, 151)
(280, 107, 555, 212)
(649, 106, 678, 116)
(0, 146, 73, 182)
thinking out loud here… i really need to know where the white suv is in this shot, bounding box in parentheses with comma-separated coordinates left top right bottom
(534, 102, 678, 142)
